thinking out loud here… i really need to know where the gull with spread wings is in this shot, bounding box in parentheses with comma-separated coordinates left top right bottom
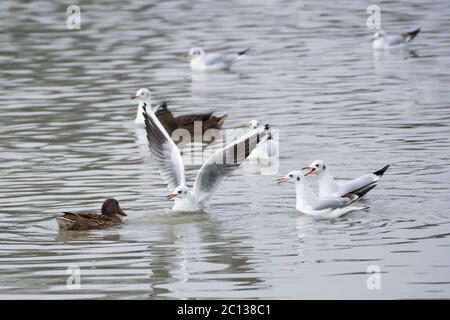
(143, 106, 269, 212)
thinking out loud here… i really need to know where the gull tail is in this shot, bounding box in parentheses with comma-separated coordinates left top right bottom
(373, 164, 390, 177)
(402, 28, 420, 42)
(238, 48, 251, 56)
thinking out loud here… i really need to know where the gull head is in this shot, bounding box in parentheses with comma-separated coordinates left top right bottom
(131, 88, 151, 103)
(302, 160, 327, 177)
(166, 185, 191, 200)
(277, 170, 303, 184)
(371, 30, 385, 41)
(249, 119, 259, 129)
(186, 47, 205, 60)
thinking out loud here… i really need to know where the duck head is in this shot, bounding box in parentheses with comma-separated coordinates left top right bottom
(101, 199, 127, 218)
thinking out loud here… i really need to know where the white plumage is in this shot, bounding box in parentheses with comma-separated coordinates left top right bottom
(277, 171, 368, 218)
(303, 160, 389, 198)
(143, 107, 269, 212)
(187, 47, 250, 72)
(371, 28, 420, 50)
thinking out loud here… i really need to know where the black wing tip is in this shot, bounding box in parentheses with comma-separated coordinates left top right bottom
(373, 164, 390, 177)
(238, 48, 251, 56)
(404, 28, 421, 42)
(264, 124, 270, 131)
(343, 184, 377, 202)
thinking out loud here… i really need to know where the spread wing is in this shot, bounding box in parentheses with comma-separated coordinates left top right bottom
(143, 106, 185, 191)
(192, 126, 269, 208)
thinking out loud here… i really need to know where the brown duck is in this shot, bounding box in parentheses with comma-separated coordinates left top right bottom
(56, 199, 127, 231)
(154, 102, 227, 136)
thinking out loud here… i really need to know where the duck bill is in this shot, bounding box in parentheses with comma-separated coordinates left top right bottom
(166, 194, 177, 200)
(302, 167, 316, 176)
(118, 208, 127, 216)
(131, 95, 138, 100)
(276, 177, 288, 184)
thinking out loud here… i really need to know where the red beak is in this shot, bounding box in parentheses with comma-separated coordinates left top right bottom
(166, 194, 177, 200)
(302, 167, 316, 176)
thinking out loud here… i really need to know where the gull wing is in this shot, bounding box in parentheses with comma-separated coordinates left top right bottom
(143, 106, 185, 191)
(311, 197, 349, 211)
(192, 126, 269, 208)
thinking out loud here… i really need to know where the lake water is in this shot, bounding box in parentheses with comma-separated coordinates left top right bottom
(1, 0, 449, 299)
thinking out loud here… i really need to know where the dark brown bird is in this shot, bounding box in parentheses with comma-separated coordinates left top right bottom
(154, 102, 227, 136)
(56, 199, 127, 231)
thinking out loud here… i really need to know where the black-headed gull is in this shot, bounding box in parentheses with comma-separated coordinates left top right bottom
(302, 160, 389, 198)
(187, 47, 250, 72)
(247, 119, 278, 163)
(371, 28, 420, 50)
(277, 171, 370, 218)
(143, 106, 269, 212)
(131, 88, 158, 127)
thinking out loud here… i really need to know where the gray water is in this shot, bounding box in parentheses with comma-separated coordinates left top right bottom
(1, 0, 450, 299)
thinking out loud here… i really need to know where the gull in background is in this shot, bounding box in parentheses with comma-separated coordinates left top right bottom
(302, 160, 389, 198)
(186, 47, 250, 72)
(277, 171, 371, 218)
(247, 120, 278, 164)
(131, 88, 160, 127)
(371, 28, 420, 50)
(143, 106, 269, 212)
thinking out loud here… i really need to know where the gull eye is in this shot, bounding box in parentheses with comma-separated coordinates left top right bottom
(178, 190, 182, 194)
(323, 165, 326, 169)
(297, 177, 300, 181)
(289, 174, 293, 178)
(316, 164, 319, 167)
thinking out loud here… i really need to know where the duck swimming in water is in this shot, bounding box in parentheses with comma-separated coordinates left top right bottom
(154, 102, 227, 136)
(56, 198, 127, 231)
(131, 88, 227, 135)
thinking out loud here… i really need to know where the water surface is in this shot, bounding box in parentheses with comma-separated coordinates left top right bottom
(1, 0, 449, 299)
